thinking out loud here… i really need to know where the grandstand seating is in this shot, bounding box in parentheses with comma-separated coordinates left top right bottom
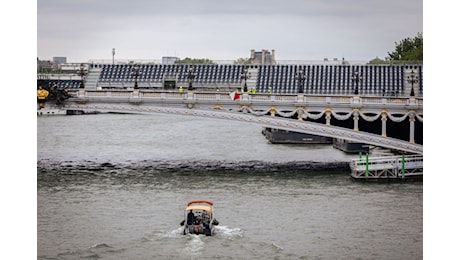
(47, 79, 82, 89)
(95, 64, 423, 96)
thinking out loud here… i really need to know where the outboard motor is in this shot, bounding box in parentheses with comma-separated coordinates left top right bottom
(204, 227, 212, 236)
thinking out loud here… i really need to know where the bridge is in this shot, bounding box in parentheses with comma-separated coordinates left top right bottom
(58, 89, 423, 154)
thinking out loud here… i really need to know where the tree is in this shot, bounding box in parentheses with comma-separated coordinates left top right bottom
(387, 33, 423, 62)
(175, 57, 215, 64)
(368, 56, 387, 65)
(234, 57, 251, 65)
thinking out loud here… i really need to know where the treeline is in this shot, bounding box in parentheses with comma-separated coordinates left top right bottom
(370, 33, 423, 64)
(174, 57, 215, 64)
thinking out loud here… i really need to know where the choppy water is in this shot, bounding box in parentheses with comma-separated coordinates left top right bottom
(37, 113, 422, 259)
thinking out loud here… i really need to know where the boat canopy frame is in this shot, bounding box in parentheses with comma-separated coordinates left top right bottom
(185, 200, 214, 212)
(187, 200, 214, 206)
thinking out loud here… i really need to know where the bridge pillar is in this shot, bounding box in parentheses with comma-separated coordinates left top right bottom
(353, 110, 359, 131)
(409, 112, 415, 144)
(325, 109, 331, 126)
(381, 111, 387, 137)
(353, 96, 361, 104)
(78, 89, 85, 97)
(131, 89, 140, 98)
(297, 108, 304, 121)
(269, 106, 276, 117)
(296, 94, 305, 103)
(186, 92, 194, 100)
(130, 89, 141, 104)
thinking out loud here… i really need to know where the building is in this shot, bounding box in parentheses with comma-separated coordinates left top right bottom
(162, 56, 179, 65)
(52, 57, 67, 69)
(37, 58, 53, 72)
(250, 49, 276, 65)
(53, 57, 67, 64)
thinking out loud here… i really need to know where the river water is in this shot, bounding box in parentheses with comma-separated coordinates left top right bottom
(37, 113, 422, 259)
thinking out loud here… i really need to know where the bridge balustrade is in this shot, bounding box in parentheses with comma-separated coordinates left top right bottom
(71, 90, 423, 107)
(195, 93, 220, 100)
(111, 91, 132, 97)
(163, 92, 184, 99)
(250, 95, 272, 101)
(86, 91, 108, 97)
(140, 92, 162, 98)
(330, 97, 353, 104)
(304, 96, 330, 103)
(274, 95, 297, 101)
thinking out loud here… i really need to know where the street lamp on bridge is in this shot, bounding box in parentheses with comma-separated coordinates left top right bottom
(407, 69, 419, 97)
(296, 67, 306, 94)
(187, 66, 196, 90)
(351, 69, 362, 96)
(131, 64, 142, 89)
(76, 63, 88, 89)
(112, 48, 115, 65)
(240, 67, 251, 92)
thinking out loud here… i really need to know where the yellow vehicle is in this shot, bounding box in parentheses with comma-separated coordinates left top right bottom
(180, 200, 219, 236)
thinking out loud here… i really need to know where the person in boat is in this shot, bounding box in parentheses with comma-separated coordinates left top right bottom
(194, 212, 202, 224)
(187, 210, 194, 226)
(202, 210, 211, 228)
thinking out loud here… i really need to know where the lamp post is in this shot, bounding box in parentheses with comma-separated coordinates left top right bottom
(240, 67, 251, 92)
(76, 63, 87, 89)
(351, 69, 362, 96)
(131, 64, 142, 89)
(112, 48, 115, 65)
(296, 67, 306, 94)
(407, 69, 418, 97)
(187, 66, 196, 90)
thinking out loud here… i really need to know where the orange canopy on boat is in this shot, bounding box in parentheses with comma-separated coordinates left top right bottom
(187, 200, 214, 207)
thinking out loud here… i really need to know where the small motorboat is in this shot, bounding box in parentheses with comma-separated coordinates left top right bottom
(180, 200, 219, 236)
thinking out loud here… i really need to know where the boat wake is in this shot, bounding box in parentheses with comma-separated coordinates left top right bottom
(151, 225, 243, 240)
(183, 234, 205, 256)
(214, 225, 243, 239)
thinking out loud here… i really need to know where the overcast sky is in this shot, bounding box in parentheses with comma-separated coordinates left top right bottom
(37, 0, 422, 62)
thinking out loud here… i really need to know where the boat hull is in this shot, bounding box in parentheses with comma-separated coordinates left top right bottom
(185, 224, 215, 236)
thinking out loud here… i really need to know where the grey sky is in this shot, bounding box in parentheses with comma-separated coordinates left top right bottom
(37, 0, 423, 62)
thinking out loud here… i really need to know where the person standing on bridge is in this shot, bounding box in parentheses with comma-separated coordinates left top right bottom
(37, 86, 49, 109)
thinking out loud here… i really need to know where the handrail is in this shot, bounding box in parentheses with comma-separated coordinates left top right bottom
(72, 89, 423, 106)
(350, 155, 423, 168)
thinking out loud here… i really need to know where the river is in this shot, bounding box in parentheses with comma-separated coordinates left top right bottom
(37, 113, 422, 259)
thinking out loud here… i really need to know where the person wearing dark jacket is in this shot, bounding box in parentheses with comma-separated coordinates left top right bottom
(187, 210, 194, 225)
